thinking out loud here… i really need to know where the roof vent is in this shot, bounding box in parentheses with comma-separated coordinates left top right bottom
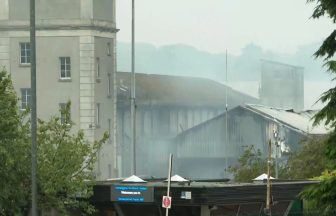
(122, 175, 147, 183)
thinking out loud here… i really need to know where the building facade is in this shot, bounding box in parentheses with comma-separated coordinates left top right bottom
(0, 0, 118, 180)
(174, 104, 328, 180)
(259, 60, 304, 111)
(116, 72, 259, 177)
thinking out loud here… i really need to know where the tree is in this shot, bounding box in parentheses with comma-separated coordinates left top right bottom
(0, 69, 30, 215)
(229, 146, 271, 182)
(36, 103, 108, 214)
(230, 136, 328, 183)
(0, 69, 108, 215)
(300, 133, 336, 214)
(286, 136, 328, 180)
(300, 1, 336, 214)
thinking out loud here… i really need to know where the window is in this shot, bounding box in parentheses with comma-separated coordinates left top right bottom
(108, 118, 111, 143)
(107, 73, 111, 97)
(107, 42, 111, 56)
(96, 103, 100, 126)
(20, 88, 31, 110)
(59, 57, 71, 79)
(20, 43, 30, 64)
(59, 103, 71, 124)
(96, 57, 100, 78)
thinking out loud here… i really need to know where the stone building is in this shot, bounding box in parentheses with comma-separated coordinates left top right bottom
(260, 60, 304, 111)
(116, 72, 259, 177)
(0, 0, 118, 180)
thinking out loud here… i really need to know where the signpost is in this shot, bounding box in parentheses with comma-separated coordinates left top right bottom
(164, 154, 173, 216)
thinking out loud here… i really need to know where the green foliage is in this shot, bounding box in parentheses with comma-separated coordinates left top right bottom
(0, 69, 30, 215)
(230, 137, 328, 183)
(0, 69, 108, 215)
(299, 132, 336, 215)
(323, 131, 336, 167)
(37, 103, 108, 214)
(308, 0, 336, 126)
(299, 1, 336, 214)
(286, 136, 328, 180)
(229, 146, 270, 182)
(307, 0, 336, 22)
(300, 170, 336, 215)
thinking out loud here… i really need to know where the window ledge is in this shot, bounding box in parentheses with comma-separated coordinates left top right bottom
(19, 63, 31, 67)
(96, 78, 101, 83)
(59, 78, 72, 82)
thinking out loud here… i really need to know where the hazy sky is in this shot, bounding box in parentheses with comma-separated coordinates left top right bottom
(117, 0, 334, 54)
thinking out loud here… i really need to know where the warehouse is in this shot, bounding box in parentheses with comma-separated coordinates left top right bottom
(116, 72, 259, 177)
(174, 104, 328, 179)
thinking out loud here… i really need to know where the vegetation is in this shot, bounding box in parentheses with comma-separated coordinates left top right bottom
(299, 0, 336, 214)
(229, 146, 268, 182)
(0, 69, 30, 215)
(37, 104, 107, 214)
(0, 69, 107, 215)
(118, 41, 327, 82)
(230, 136, 328, 183)
(286, 136, 328, 180)
(228, 145, 290, 182)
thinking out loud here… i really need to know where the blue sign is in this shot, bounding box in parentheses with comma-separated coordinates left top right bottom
(111, 185, 154, 203)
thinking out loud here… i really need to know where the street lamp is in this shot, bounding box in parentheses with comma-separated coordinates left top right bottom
(29, 0, 38, 215)
(131, 0, 137, 175)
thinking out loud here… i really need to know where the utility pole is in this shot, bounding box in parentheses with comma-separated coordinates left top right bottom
(225, 49, 228, 176)
(165, 154, 173, 216)
(265, 139, 272, 215)
(131, 0, 136, 175)
(30, 0, 38, 215)
(275, 140, 279, 179)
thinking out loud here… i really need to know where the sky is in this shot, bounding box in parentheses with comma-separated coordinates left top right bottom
(116, 0, 334, 54)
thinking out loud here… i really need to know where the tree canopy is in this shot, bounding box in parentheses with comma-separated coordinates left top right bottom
(286, 136, 328, 180)
(0, 69, 30, 215)
(229, 145, 285, 182)
(0, 69, 107, 215)
(300, 1, 336, 214)
(229, 146, 266, 182)
(230, 136, 328, 183)
(37, 104, 107, 214)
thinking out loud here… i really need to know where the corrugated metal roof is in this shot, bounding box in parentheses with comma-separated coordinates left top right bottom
(245, 104, 329, 135)
(176, 104, 329, 138)
(117, 72, 259, 107)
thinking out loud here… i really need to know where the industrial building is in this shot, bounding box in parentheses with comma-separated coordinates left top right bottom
(0, 0, 118, 180)
(174, 104, 328, 179)
(260, 60, 304, 111)
(116, 72, 259, 177)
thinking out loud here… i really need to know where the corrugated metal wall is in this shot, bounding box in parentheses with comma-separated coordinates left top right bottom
(117, 105, 224, 177)
(174, 106, 306, 179)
